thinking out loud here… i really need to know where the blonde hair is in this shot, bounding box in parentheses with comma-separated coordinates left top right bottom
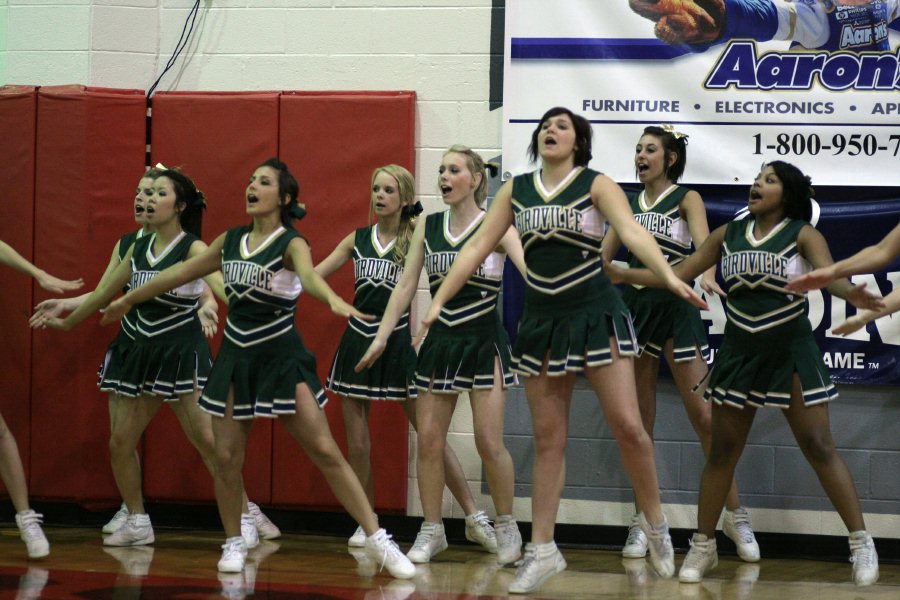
(370, 164, 416, 266)
(443, 145, 493, 207)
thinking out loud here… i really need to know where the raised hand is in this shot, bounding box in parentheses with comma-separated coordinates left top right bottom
(30, 298, 68, 329)
(198, 303, 219, 338)
(786, 267, 836, 293)
(832, 315, 867, 337)
(844, 283, 884, 311)
(628, 0, 725, 44)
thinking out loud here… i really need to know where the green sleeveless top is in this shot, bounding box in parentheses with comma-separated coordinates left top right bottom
(117, 228, 146, 340)
(627, 185, 692, 270)
(221, 225, 302, 348)
(423, 211, 504, 328)
(721, 216, 811, 333)
(352, 225, 405, 317)
(511, 167, 611, 309)
(130, 231, 203, 339)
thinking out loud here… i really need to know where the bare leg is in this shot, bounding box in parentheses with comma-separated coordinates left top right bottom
(583, 347, 664, 526)
(210, 390, 252, 539)
(523, 367, 574, 543)
(782, 376, 865, 532)
(0, 411, 30, 512)
(403, 396, 477, 515)
(170, 394, 251, 513)
(469, 359, 515, 515)
(108, 392, 140, 496)
(413, 390, 458, 523)
(108, 395, 165, 514)
(666, 344, 742, 511)
(697, 403, 756, 537)
(278, 383, 378, 534)
(630, 353, 660, 514)
(341, 396, 374, 506)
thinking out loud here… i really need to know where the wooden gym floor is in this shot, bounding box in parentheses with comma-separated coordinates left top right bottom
(0, 524, 897, 599)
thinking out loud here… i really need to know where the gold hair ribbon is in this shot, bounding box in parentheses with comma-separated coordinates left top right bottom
(154, 162, 168, 170)
(660, 124, 688, 141)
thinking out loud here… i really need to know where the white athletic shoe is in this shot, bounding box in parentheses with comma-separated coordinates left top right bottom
(406, 522, 448, 564)
(218, 536, 248, 573)
(679, 533, 718, 583)
(102, 503, 129, 534)
(849, 532, 879, 586)
(465, 511, 497, 553)
(247, 502, 281, 540)
(508, 542, 567, 594)
(622, 514, 648, 558)
(240, 514, 259, 549)
(495, 517, 523, 565)
(15, 511, 49, 559)
(103, 513, 154, 547)
(365, 528, 416, 579)
(348, 525, 366, 548)
(638, 512, 675, 578)
(723, 508, 760, 562)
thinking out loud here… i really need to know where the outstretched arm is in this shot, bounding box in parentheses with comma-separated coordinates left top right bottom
(421, 181, 515, 328)
(100, 233, 227, 326)
(499, 225, 527, 277)
(355, 218, 427, 371)
(314, 232, 356, 279)
(788, 222, 900, 292)
(833, 287, 900, 336)
(0, 239, 84, 294)
(285, 236, 370, 321)
(628, 0, 781, 47)
(597, 175, 706, 309)
(682, 190, 725, 296)
(798, 225, 884, 311)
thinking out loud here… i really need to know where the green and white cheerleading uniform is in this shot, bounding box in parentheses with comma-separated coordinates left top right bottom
(116, 231, 212, 398)
(98, 228, 146, 393)
(326, 225, 417, 401)
(622, 185, 710, 362)
(510, 167, 636, 376)
(200, 225, 327, 419)
(702, 216, 836, 408)
(415, 211, 514, 393)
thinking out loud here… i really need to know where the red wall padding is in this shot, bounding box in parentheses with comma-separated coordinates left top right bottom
(145, 91, 281, 503)
(272, 92, 416, 512)
(30, 85, 148, 500)
(0, 86, 38, 496)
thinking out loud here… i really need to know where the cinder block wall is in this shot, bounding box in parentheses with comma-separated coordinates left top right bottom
(3, 0, 897, 539)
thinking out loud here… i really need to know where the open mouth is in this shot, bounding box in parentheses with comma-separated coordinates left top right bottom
(544, 136, 557, 148)
(749, 190, 762, 202)
(440, 185, 452, 196)
(374, 201, 386, 210)
(134, 206, 145, 215)
(637, 163, 650, 174)
(247, 194, 259, 205)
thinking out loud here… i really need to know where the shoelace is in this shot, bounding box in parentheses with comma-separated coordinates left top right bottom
(411, 528, 435, 552)
(731, 512, 755, 543)
(372, 533, 403, 573)
(625, 523, 645, 545)
(497, 522, 518, 545)
(19, 513, 44, 539)
(472, 511, 494, 536)
(850, 542, 875, 568)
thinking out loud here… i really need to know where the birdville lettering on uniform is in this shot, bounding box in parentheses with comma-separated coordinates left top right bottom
(634, 213, 672, 237)
(721, 251, 787, 280)
(425, 252, 487, 277)
(223, 261, 274, 290)
(130, 270, 158, 289)
(515, 206, 584, 235)
(354, 258, 402, 284)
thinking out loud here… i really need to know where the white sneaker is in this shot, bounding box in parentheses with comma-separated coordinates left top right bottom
(406, 522, 448, 563)
(364, 528, 416, 579)
(622, 514, 648, 558)
(247, 502, 281, 540)
(103, 513, 154, 547)
(723, 508, 760, 562)
(465, 511, 497, 553)
(218, 536, 248, 573)
(849, 532, 879, 586)
(508, 542, 567, 594)
(15, 510, 49, 559)
(638, 512, 675, 578)
(348, 525, 366, 548)
(240, 514, 259, 549)
(679, 533, 718, 583)
(495, 517, 523, 565)
(102, 503, 129, 534)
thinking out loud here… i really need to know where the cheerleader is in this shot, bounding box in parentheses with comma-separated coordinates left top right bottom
(420, 108, 705, 593)
(316, 164, 500, 554)
(601, 126, 757, 562)
(99, 158, 415, 579)
(607, 161, 881, 586)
